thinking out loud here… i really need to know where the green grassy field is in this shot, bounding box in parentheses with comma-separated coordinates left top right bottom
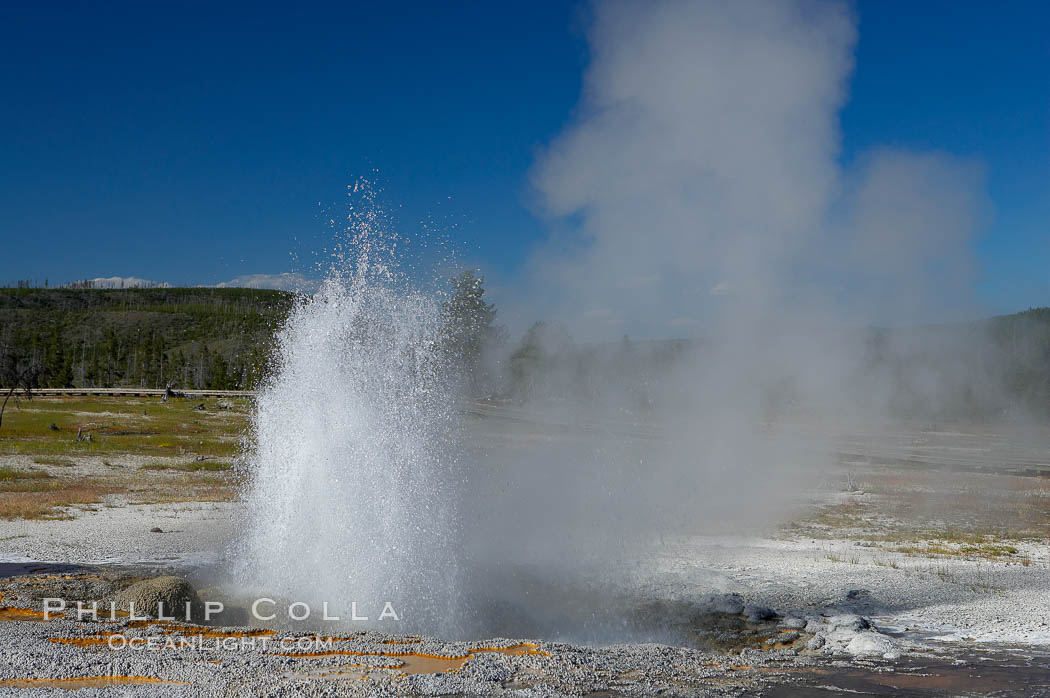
(0, 396, 249, 458)
(0, 396, 248, 519)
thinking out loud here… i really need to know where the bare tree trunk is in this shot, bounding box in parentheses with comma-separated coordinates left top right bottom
(0, 385, 15, 429)
(0, 368, 38, 429)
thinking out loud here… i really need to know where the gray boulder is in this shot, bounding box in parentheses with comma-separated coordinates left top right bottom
(779, 616, 806, 630)
(826, 613, 870, 632)
(805, 619, 827, 634)
(846, 632, 899, 659)
(114, 576, 202, 621)
(697, 593, 745, 616)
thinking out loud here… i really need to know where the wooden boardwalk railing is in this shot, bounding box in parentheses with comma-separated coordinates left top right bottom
(6, 388, 256, 399)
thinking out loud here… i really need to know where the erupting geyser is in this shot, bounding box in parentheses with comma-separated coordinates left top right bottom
(229, 187, 814, 643)
(234, 187, 465, 635)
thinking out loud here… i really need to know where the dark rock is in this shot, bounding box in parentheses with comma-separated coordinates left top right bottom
(744, 605, 778, 622)
(149, 527, 163, 533)
(698, 593, 745, 616)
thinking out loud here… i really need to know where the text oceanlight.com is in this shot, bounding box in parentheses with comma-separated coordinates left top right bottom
(106, 635, 336, 652)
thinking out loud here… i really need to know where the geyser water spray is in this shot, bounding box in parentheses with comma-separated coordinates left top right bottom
(234, 183, 464, 635)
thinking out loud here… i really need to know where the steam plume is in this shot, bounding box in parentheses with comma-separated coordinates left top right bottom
(526, 0, 985, 338)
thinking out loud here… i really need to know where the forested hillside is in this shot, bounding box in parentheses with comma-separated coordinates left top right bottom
(1, 284, 1047, 419)
(0, 288, 296, 390)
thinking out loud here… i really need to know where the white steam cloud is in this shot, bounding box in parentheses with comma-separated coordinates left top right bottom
(526, 0, 985, 338)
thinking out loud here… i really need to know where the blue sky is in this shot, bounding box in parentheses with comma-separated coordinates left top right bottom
(1, 1, 1047, 314)
(840, 1, 1049, 314)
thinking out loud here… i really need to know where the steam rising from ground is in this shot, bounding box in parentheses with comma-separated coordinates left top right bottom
(483, 0, 1000, 640)
(237, 1, 1019, 644)
(500, 0, 994, 572)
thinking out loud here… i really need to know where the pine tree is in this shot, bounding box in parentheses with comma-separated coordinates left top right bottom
(441, 270, 501, 394)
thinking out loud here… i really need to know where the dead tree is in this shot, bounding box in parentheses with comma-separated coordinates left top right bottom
(0, 366, 40, 429)
(163, 380, 186, 402)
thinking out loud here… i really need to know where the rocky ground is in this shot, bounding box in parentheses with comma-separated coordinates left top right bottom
(1, 496, 1049, 695)
(2, 563, 1047, 697)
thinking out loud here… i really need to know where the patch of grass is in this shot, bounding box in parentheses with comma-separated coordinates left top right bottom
(959, 543, 1018, 558)
(140, 460, 233, 473)
(31, 456, 75, 466)
(126, 474, 239, 505)
(895, 543, 955, 557)
(0, 478, 126, 520)
(874, 558, 900, 569)
(0, 466, 52, 483)
(893, 541, 1021, 561)
(0, 468, 239, 520)
(127, 489, 237, 505)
